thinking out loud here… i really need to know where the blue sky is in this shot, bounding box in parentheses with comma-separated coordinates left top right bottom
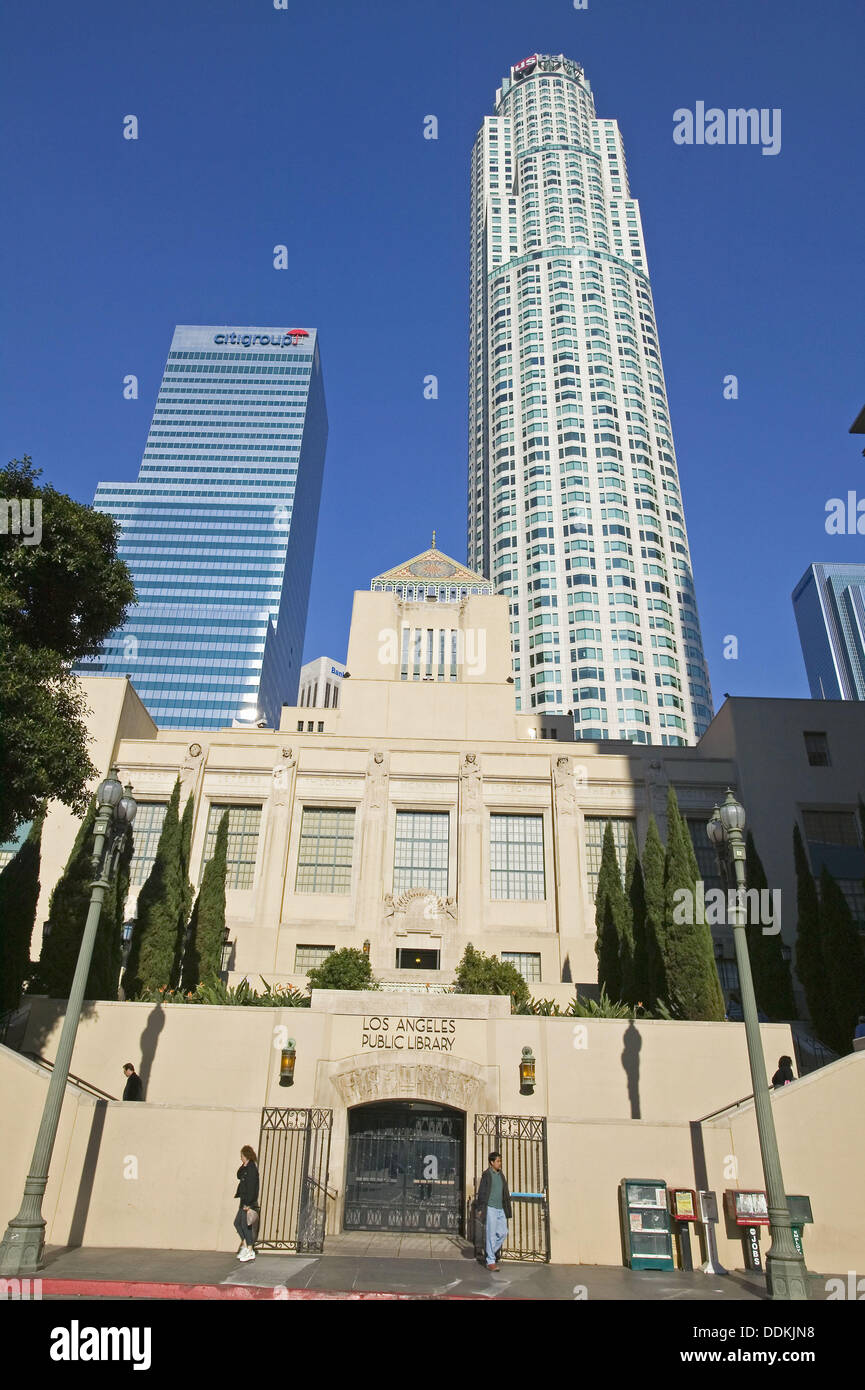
(2, 0, 863, 705)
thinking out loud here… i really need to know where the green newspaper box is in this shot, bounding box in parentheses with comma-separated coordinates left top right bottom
(620, 1179, 674, 1271)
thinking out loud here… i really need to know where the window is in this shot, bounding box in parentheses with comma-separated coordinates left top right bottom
(294, 944, 335, 973)
(203, 804, 262, 889)
(584, 817, 635, 901)
(490, 814, 545, 900)
(501, 951, 542, 982)
(837, 880, 865, 928)
(295, 808, 356, 893)
(801, 810, 859, 846)
(804, 731, 830, 767)
(393, 811, 449, 896)
(687, 817, 723, 890)
(130, 801, 168, 885)
(395, 947, 440, 971)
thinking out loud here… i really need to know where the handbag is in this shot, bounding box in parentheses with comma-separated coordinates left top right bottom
(246, 1206, 260, 1229)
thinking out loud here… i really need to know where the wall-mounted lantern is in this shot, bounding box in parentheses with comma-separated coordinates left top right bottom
(362, 940, 370, 956)
(279, 1039, 296, 1087)
(519, 1045, 536, 1095)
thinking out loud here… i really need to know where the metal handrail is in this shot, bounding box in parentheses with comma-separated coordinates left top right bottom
(695, 1093, 755, 1123)
(22, 1051, 117, 1101)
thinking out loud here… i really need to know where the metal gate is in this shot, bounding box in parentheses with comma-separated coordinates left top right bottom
(473, 1114, 550, 1262)
(344, 1101, 465, 1233)
(256, 1108, 333, 1252)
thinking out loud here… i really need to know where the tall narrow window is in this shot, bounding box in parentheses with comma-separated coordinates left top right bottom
(129, 801, 169, 885)
(295, 808, 356, 893)
(583, 816, 634, 901)
(393, 811, 449, 896)
(490, 814, 545, 900)
(203, 804, 262, 889)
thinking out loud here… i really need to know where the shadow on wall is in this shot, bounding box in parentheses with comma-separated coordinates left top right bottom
(67, 1099, 108, 1248)
(138, 1005, 166, 1099)
(621, 1021, 642, 1120)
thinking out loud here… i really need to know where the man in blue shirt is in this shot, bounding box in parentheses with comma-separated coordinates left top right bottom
(476, 1151, 513, 1271)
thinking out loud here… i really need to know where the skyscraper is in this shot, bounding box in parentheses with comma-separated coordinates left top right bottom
(468, 54, 713, 744)
(80, 325, 328, 729)
(793, 562, 865, 700)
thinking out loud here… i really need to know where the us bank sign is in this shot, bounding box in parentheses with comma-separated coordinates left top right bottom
(361, 1016, 457, 1053)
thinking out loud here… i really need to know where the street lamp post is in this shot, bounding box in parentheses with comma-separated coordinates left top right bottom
(707, 789, 809, 1301)
(0, 768, 137, 1276)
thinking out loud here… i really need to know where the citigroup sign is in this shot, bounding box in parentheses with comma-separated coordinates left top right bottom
(213, 330, 310, 348)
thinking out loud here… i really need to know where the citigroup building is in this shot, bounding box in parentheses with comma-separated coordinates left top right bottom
(79, 324, 328, 729)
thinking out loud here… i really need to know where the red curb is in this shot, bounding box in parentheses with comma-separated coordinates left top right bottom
(41, 1278, 483, 1301)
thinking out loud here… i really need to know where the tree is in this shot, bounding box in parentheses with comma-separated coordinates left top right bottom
(641, 815, 666, 1010)
(793, 823, 833, 1048)
(171, 795, 195, 989)
(181, 813, 228, 992)
(307, 947, 375, 992)
(818, 866, 865, 1055)
(122, 780, 184, 999)
(30, 799, 98, 998)
(0, 817, 43, 1012)
(745, 831, 796, 1020)
(453, 943, 530, 1010)
(594, 822, 627, 1002)
(624, 828, 648, 1007)
(0, 457, 135, 843)
(662, 787, 725, 1021)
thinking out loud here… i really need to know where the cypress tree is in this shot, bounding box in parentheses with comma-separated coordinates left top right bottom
(793, 823, 833, 1048)
(662, 786, 725, 1021)
(642, 814, 667, 1010)
(625, 828, 649, 1008)
(89, 818, 133, 1003)
(123, 780, 184, 999)
(181, 813, 228, 992)
(31, 798, 98, 998)
(594, 821, 626, 1001)
(0, 817, 43, 1012)
(745, 831, 796, 1020)
(818, 866, 865, 1055)
(170, 795, 195, 989)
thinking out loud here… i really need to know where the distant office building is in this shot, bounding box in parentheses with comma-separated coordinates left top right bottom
(78, 325, 328, 729)
(299, 657, 345, 709)
(792, 562, 865, 701)
(468, 54, 713, 743)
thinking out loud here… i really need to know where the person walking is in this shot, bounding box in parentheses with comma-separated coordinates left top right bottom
(121, 1063, 143, 1100)
(771, 1055, 795, 1088)
(234, 1145, 260, 1261)
(476, 1151, 512, 1271)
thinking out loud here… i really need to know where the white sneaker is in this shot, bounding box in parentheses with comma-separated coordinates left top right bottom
(246, 1248, 256, 1260)
(237, 1247, 252, 1261)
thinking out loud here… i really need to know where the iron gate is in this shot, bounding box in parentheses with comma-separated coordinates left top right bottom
(344, 1101, 465, 1233)
(256, 1108, 333, 1252)
(473, 1114, 550, 1262)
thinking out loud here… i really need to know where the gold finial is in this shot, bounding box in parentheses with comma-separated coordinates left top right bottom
(432, 529, 436, 549)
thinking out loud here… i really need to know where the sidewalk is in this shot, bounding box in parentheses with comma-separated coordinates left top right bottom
(33, 1235, 804, 1300)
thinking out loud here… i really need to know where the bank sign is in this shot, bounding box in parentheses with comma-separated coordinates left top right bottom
(361, 1016, 457, 1052)
(213, 329, 309, 348)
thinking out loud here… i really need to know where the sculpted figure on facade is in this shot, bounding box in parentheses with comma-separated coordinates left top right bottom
(460, 751, 482, 813)
(553, 755, 578, 817)
(367, 749, 389, 811)
(180, 741, 203, 798)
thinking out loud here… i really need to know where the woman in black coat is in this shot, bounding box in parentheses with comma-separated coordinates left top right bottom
(234, 1145, 260, 1261)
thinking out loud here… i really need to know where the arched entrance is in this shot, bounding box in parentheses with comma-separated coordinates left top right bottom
(344, 1100, 465, 1234)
